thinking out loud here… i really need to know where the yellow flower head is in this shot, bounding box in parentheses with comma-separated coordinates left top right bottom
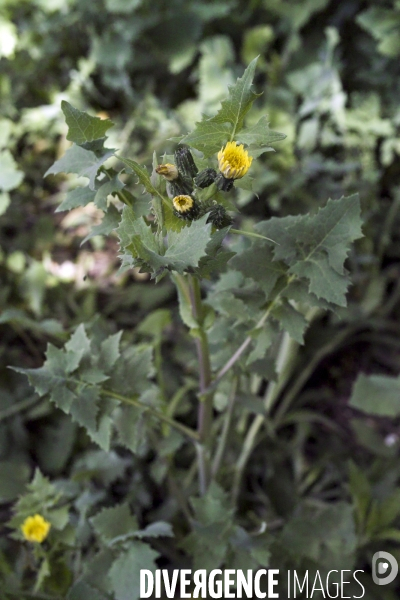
(173, 195, 194, 214)
(21, 514, 51, 543)
(217, 141, 252, 180)
(155, 163, 179, 181)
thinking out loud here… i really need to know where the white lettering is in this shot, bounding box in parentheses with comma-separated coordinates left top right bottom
(341, 570, 351, 598)
(268, 570, 279, 599)
(254, 570, 266, 598)
(224, 570, 235, 598)
(294, 571, 308, 597)
(237, 570, 253, 598)
(193, 570, 207, 598)
(163, 570, 179, 598)
(325, 570, 339, 598)
(352, 570, 365, 599)
(155, 570, 161, 598)
(140, 570, 153, 598)
(180, 570, 192, 598)
(311, 572, 325, 598)
(209, 569, 223, 598)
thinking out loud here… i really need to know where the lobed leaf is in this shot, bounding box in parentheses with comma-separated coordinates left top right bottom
(209, 56, 262, 135)
(61, 101, 114, 145)
(45, 145, 115, 190)
(256, 194, 363, 306)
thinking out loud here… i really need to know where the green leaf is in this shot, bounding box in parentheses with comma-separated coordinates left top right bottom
(98, 331, 123, 372)
(65, 323, 91, 357)
(94, 173, 125, 211)
(171, 272, 198, 329)
(209, 56, 262, 136)
(45, 145, 114, 190)
(236, 115, 286, 147)
(0, 150, 24, 191)
(117, 156, 161, 197)
(119, 211, 213, 276)
(137, 309, 172, 341)
(162, 215, 212, 273)
(91, 504, 138, 545)
(135, 521, 174, 539)
(109, 542, 159, 600)
(349, 373, 400, 417)
(81, 204, 121, 244)
(61, 101, 114, 145)
(56, 186, 96, 212)
(177, 120, 232, 157)
(67, 581, 109, 600)
(257, 194, 363, 306)
(109, 344, 155, 397)
(69, 386, 99, 432)
(279, 501, 357, 568)
(271, 300, 308, 344)
(182, 483, 234, 570)
(113, 404, 146, 453)
(229, 243, 287, 299)
(357, 7, 400, 57)
(246, 324, 275, 365)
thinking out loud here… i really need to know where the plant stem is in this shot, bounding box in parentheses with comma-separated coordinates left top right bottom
(231, 305, 321, 505)
(187, 275, 214, 494)
(207, 275, 297, 393)
(231, 331, 298, 505)
(211, 377, 238, 477)
(101, 389, 199, 441)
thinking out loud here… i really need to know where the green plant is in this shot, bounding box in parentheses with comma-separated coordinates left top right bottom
(4, 57, 378, 599)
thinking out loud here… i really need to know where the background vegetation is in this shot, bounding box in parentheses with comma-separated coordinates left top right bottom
(1, 0, 400, 598)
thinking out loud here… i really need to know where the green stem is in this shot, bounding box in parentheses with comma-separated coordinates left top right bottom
(211, 377, 238, 477)
(231, 305, 320, 506)
(206, 275, 298, 394)
(187, 275, 214, 494)
(101, 389, 199, 441)
(231, 331, 299, 505)
(154, 340, 167, 403)
(230, 228, 278, 245)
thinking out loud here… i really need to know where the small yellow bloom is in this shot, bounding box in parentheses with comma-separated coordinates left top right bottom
(173, 195, 194, 214)
(21, 514, 51, 543)
(217, 141, 253, 180)
(155, 163, 179, 181)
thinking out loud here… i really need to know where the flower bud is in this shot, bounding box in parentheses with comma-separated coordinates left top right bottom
(155, 163, 179, 181)
(174, 146, 198, 179)
(194, 168, 217, 189)
(206, 204, 233, 229)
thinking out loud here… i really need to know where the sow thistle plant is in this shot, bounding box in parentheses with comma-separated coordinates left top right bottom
(9, 58, 364, 598)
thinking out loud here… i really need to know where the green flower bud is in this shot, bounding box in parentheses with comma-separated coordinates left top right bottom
(215, 173, 235, 192)
(174, 146, 199, 179)
(194, 168, 217, 189)
(166, 177, 194, 199)
(206, 204, 233, 229)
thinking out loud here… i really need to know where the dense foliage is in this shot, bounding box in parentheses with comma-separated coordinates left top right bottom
(1, 1, 400, 599)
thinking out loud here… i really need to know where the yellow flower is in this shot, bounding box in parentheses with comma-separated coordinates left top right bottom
(217, 141, 253, 179)
(172, 195, 199, 221)
(155, 163, 179, 181)
(173, 195, 194, 214)
(21, 514, 51, 543)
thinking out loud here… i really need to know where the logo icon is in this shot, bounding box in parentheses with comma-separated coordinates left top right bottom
(372, 551, 398, 586)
